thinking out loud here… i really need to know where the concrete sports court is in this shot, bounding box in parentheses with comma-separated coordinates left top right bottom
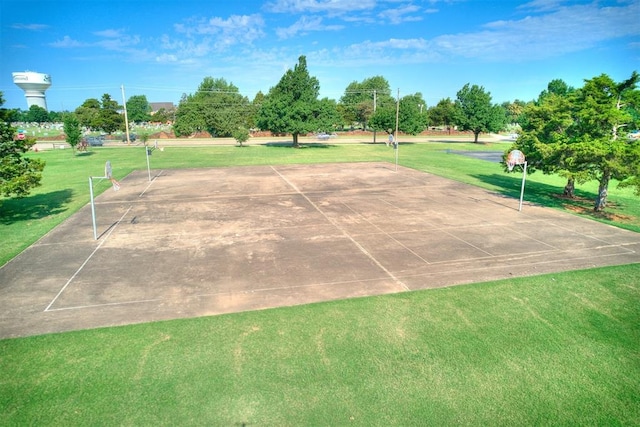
(1, 162, 639, 338)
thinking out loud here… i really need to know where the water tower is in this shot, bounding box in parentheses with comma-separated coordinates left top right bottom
(12, 71, 52, 111)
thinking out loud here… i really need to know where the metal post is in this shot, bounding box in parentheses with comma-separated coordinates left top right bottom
(89, 177, 98, 240)
(519, 161, 528, 212)
(395, 88, 400, 172)
(373, 90, 377, 144)
(146, 145, 151, 181)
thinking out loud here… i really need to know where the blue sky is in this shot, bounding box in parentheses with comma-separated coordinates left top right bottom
(1, 0, 638, 112)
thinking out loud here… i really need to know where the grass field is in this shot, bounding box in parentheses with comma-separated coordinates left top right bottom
(1, 140, 639, 425)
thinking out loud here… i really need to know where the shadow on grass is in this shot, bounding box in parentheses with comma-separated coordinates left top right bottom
(263, 142, 337, 149)
(75, 151, 97, 157)
(472, 173, 636, 223)
(0, 189, 74, 225)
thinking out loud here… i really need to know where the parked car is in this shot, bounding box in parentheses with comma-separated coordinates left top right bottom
(86, 136, 104, 146)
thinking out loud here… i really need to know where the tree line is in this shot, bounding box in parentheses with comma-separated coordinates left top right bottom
(6, 56, 512, 146)
(1, 56, 638, 212)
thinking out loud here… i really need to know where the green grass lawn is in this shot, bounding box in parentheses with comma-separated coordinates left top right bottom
(1, 140, 639, 425)
(1, 265, 638, 425)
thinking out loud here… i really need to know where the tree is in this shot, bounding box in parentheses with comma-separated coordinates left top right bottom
(232, 127, 250, 147)
(398, 93, 428, 135)
(63, 113, 83, 153)
(502, 99, 528, 126)
(538, 79, 574, 100)
(257, 55, 336, 148)
(25, 105, 50, 124)
(339, 76, 393, 130)
(75, 98, 101, 130)
(247, 91, 265, 130)
(512, 79, 578, 196)
(151, 108, 173, 124)
(572, 72, 640, 211)
(509, 90, 577, 195)
(173, 93, 206, 136)
(126, 95, 152, 123)
(0, 92, 45, 197)
(173, 77, 250, 137)
(97, 94, 123, 134)
(453, 84, 506, 143)
(428, 98, 456, 130)
(369, 92, 428, 136)
(508, 72, 640, 211)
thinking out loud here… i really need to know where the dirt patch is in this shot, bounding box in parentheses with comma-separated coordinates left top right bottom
(556, 194, 635, 223)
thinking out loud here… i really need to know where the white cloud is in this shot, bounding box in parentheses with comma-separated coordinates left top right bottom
(49, 36, 88, 48)
(10, 23, 49, 31)
(276, 16, 344, 39)
(377, 4, 423, 24)
(174, 14, 265, 49)
(439, 1, 640, 60)
(156, 53, 178, 63)
(93, 29, 126, 38)
(265, 0, 377, 14)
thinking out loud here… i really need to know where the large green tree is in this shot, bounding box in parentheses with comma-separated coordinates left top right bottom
(510, 79, 579, 195)
(369, 92, 428, 136)
(257, 55, 337, 148)
(509, 73, 640, 211)
(573, 72, 640, 210)
(339, 76, 393, 130)
(126, 95, 152, 123)
(25, 105, 50, 124)
(98, 94, 123, 134)
(173, 77, 250, 137)
(75, 98, 101, 130)
(428, 98, 456, 130)
(0, 93, 45, 197)
(453, 84, 506, 143)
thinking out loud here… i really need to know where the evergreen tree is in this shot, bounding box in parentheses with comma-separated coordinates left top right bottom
(257, 56, 337, 148)
(0, 93, 45, 198)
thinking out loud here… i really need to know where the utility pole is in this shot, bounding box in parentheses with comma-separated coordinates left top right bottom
(121, 85, 131, 145)
(372, 90, 377, 144)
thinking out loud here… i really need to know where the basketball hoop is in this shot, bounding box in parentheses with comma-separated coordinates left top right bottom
(104, 160, 120, 191)
(507, 150, 526, 171)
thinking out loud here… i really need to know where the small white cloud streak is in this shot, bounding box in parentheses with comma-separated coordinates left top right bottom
(174, 14, 265, 50)
(11, 23, 49, 31)
(377, 4, 423, 25)
(276, 15, 344, 39)
(265, 0, 377, 14)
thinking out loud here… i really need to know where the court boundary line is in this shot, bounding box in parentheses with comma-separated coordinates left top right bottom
(270, 165, 410, 291)
(44, 206, 132, 312)
(41, 243, 638, 313)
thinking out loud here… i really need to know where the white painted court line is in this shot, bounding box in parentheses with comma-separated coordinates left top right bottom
(139, 170, 164, 198)
(271, 166, 410, 292)
(44, 206, 133, 312)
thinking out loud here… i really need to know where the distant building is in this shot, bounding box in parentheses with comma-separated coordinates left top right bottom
(149, 102, 175, 114)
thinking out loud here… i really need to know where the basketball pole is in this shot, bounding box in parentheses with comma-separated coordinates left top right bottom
(145, 144, 151, 182)
(394, 88, 400, 172)
(89, 175, 107, 240)
(519, 161, 528, 212)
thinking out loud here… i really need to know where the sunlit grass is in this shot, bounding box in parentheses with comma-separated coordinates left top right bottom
(1, 141, 639, 425)
(1, 141, 638, 266)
